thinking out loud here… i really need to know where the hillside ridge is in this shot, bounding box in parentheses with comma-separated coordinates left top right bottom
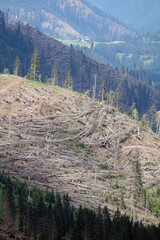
(0, 75, 159, 225)
(0, 0, 136, 40)
(87, 0, 160, 33)
(0, 17, 160, 116)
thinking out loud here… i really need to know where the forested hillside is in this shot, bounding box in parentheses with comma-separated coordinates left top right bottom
(88, 37, 160, 86)
(87, 0, 160, 33)
(0, 0, 136, 41)
(0, 11, 160, 115)
(0, 173, 159, 240)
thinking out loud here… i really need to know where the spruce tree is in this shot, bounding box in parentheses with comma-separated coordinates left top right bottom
(64, 69, 73, 90)
(13, 55, 20, 76)
(3, 68, 9, 74)
(44, 75, 49, 84)
(103, 207, 111, 240)
(51, 62, 58, 86)
(99, 79, 107, 101)
(149, 105, 156, 130)
(128, 103, 139, 120)
(28, 48, 40, 81)
(4, 177, 16, 224)
(114, 88, 122, 109)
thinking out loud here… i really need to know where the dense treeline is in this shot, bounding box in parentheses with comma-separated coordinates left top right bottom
(1, 11, 160, 115)
(0, 12, 34, 75)
(0, 173, 159, 240)
(89, 39, 160, 86)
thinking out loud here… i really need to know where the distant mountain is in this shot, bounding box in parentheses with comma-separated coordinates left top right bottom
(0, 11, 160, 115)
(0, 0, 136, 41)
(87, 0, 160, 33)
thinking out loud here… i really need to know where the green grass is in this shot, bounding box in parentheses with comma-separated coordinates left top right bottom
(27, 80, 50, 87)
(0, 74, 15, 79)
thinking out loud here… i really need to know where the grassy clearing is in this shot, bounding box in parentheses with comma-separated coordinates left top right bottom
(27, 80, 50, 87)
(0, 74, 15, 79)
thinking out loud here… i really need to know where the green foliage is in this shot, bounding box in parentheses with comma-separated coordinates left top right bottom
(99, 79, 107, 101)
(13, 55, 20, 76)
(64, 69, 73, 90)
(149, 105, 157, 130)
(127, 103, 139, 120)
(100, 162, 108, 170)
(133, 159, 143, 197)
(2, 68, 9, 74)
(69, 139, 91, 155)
(0, 173, 159, 240)
(141, 106, 159, 132)
(0, 235, 6, 240)
(146, 189, 160, 217)
(28, 48, 40, 81)
(44, 75, 49, 84)
(5, 177, 16, 224)
(0, 11, 159, 117)
(51, 62, 58, 86)
(92, 38, 160, 86)
(87, 0, 160, 33)
(105, 192, 113, 203)
(140, 117, 148, 128)
(120, 190, 126, 209)
(113, 88, 122, 109)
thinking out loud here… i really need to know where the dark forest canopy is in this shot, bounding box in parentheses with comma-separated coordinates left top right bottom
(0, 172, 160, 240)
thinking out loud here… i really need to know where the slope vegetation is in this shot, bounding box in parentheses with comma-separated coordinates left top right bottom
(0, 219, 33, 240)
(0, 75, 159, 225)
(0, 16, 160, 115)
(88, 0, 160, 33)
(0, 0, 136, 40)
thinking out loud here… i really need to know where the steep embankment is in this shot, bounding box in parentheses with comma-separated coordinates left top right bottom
(0, 75, 159, 225)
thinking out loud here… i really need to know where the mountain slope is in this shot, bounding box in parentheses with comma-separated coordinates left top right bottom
(0, 75, 159, 225)
(0, 0, 136, 40)
(87, 0, 160, 33)
(0, 14, 160, 115)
